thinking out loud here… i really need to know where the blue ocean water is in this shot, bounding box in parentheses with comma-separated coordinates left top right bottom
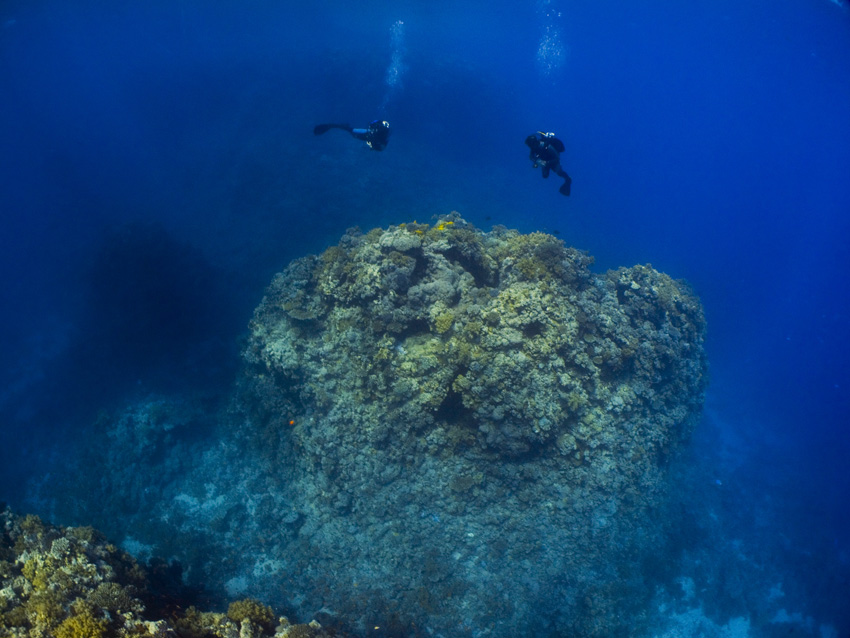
(1, 0, 849, 635)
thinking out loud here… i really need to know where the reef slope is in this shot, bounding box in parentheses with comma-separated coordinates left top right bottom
(30, 213, 707, 637)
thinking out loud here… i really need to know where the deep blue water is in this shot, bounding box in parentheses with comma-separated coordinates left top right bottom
(2, 0, 849, 634)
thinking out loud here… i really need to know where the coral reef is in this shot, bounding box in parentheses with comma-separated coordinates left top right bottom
(237, 213, 708, 636)
(245, 212, 705, 467)
(34, 213, 707, 637)
(0, 508, 337, 638)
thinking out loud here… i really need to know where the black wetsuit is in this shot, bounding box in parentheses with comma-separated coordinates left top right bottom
(314, 120, 391, 151)
(525, 133, 572, 196)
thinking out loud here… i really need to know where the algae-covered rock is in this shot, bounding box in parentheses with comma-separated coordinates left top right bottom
(238, 213, 708, 636)
(245, 212, 706, 461)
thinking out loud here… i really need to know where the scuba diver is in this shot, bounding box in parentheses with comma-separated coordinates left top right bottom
(313, 120, 391, 151)
(525, 131, 572, 196)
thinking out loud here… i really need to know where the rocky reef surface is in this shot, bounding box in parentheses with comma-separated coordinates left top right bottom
(237, 212, 707, 635)
(33, 213, 707, 637)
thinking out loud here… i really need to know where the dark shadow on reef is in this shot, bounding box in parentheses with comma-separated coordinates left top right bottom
(0, 222, 244, 507)
(45, 222, 240, 416)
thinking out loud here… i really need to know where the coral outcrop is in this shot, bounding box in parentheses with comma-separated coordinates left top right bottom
(237, 213, 708, 635)
(0, 508, 336, 638)
(246, 213, 705, 465)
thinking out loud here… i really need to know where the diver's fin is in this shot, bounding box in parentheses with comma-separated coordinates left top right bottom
(314, 123, 351, 135)
(559, 176, 572, 196)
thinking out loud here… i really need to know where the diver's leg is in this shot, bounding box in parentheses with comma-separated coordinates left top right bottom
(552, 164, 571, 195)
(542, 166, 550, 178)
(559, 174, 572, 196)
(314, 123, 353, 135)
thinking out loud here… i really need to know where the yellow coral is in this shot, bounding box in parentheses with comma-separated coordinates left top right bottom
(434, 311, 454, 334)
(227, 598, 276, 631)
(53, 610, 107, 638)
(24, 591, 64, 628)
(21, 557, 50, 591)
(567, 391, 586, 412)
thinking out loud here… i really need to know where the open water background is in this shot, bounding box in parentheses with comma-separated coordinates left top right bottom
(1, 0, 849, 633)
